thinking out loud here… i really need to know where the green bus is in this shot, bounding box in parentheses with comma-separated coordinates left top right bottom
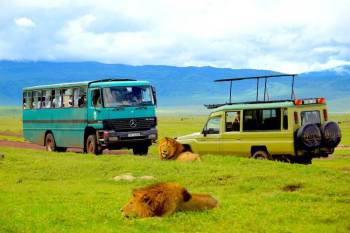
(22, 79, 158, 155)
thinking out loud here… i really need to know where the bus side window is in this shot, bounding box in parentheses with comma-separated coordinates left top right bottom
(33, 91, 42, 109)
(23, 91, 33, 109)
(74, 88, 87, 108)
(92, 89, 101, 108)
(44, 90, 53, 108)
(62, 88, 73, 108)
(54, 89, 62, 108)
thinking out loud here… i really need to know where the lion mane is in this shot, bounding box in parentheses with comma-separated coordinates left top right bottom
(121, 182, 218, 218)
(159, 137, 201, 161)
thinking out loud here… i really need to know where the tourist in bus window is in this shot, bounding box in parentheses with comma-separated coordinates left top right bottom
(62, 89, 73, 108)
(79, 88, 87, 107)
(92, 89, 101, 107)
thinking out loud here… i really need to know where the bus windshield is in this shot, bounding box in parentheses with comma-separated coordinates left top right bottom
(102, 86, 154, 107)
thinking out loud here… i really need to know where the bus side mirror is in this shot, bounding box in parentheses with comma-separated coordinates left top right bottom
(202, 127, 208, 137)
(152, 86, 157, 106)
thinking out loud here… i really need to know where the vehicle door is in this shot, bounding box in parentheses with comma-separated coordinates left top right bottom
(221, 111, 243, 156)
(87, 88, 106, 127)
(195, 115, 222, 154)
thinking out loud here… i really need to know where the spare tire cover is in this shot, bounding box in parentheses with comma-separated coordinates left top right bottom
(296, 123, 322, 149)
(321, 121, 341, 148)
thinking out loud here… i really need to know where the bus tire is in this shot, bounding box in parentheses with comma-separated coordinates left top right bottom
(133, 144, 149, 156)
(86, 134, 102, 155)
(296, 123, 322, 149)
(45, 133, 56, 152)
(320, 121, 341, 148)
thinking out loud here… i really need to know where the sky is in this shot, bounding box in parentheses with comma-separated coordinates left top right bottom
(0, 0, 350, 73)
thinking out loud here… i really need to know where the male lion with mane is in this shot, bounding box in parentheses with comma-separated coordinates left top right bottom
(159, 137, 201, 161)
(121, 182, 218, 218)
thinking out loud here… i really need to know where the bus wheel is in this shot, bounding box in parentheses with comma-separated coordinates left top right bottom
(252, 150, 270, 160)
(86, 134, 102, 155)
(45, 133, 56, 152)
(133, 145, 149, 156)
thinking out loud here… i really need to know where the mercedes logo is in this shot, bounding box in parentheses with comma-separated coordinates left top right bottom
(129, 119, 137, 128)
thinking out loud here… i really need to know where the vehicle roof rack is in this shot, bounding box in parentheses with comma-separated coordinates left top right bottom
(88, 78, 136, 86)
(205, 74, 298, 109)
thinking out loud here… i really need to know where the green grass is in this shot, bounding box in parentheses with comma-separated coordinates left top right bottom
(0, 109, 350, 232)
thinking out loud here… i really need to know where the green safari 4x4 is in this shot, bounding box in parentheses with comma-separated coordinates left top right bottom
(176, 75, 342, 164)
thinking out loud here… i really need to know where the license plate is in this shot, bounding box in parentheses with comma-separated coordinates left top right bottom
(128, 133, 141, 137)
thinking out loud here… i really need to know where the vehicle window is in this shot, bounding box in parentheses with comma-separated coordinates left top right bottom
(92, 89, 102, 108)
(205, 116, 221, 134)
(102, 86, 154, 107)
(23, 91, 33, 109)
(301, 111, 320, 125)
(226, 111, 240, 132)
(62, 89, 73, 108)
(54, 89, 62, 108)
(243, 108, 281, 131)
(32, 91, 42, 109)
(283, 108, 288, 130)
(42, 90, 53, 108)
(74, 88, 87, 108)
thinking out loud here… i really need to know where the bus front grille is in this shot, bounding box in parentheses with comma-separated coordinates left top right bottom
(103, 117, 156, 132)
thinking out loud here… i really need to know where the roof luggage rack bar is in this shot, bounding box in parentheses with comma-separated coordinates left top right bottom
(88, 78, 136, 86)
(205, 74, 298, 109)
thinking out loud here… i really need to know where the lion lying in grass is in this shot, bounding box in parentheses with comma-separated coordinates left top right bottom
(159, 137, 201, 161)
(121, 182, 218, 218)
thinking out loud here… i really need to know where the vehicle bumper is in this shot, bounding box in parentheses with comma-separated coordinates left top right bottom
(97, 128, 157, 149)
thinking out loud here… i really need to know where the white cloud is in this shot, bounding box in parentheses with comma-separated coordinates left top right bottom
(1, 0, 350, 72)
(14, 17, 36, 27)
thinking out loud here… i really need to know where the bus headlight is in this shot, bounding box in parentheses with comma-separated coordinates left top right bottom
(148, 134, 157, 139)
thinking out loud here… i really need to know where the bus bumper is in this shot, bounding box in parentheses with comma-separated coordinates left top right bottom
(97, 128, 157, 149)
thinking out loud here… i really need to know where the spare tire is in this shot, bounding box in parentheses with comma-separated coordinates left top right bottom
(321, 121, 341, 148)
(296, 123, 322, 149)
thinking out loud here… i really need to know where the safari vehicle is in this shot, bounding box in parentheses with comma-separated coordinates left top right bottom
(23, 79, 157, 155)
(177, 74, 341, 164)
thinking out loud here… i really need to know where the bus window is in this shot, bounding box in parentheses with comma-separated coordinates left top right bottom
(62, 89, 73, 108)
(33, 91, 42, 109)
(226, 111, 240, 132)
(92, 89, 101, 108)
(74, 88, 87, 108)
(23, 91, 33, 109)
(54, 89, 62, 108)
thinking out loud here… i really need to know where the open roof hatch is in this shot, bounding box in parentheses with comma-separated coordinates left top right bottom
(205, 74, 298, 109)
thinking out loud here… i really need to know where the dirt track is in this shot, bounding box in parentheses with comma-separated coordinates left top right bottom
(0, 140, 128, 155)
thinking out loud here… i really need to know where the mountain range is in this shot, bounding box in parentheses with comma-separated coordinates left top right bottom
(0, 61, 349, 113)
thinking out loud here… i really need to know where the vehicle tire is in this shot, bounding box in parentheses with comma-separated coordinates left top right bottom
(252, 150, 270, 160)
(133, 145, 149, 156)
(296, 123, 322, 149)
(320, 121, 341, 148)
(86, 134, 102, 155)
(45, 133, 56, 152)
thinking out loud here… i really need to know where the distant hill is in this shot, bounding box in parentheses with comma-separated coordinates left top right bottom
(0, 61, 349, 112)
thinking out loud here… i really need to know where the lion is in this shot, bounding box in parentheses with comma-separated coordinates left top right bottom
(159, 137, 201, 161)
(121, 182, 218, 218)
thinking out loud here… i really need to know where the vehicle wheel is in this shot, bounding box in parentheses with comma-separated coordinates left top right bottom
(296, 123, 322, 149)
(45, 133, 56, 152)
(252, 150, 270, 160)
(86, 134, 102, 155)
(133, 145, 149, 156)
(321, 121, 341, 148)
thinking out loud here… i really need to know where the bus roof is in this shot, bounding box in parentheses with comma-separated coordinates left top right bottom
(23, 79, 151, 91)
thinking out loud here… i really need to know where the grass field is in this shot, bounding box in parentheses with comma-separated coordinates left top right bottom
(0, 108, 349, 232)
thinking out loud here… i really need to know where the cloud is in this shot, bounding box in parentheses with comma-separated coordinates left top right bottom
(1, 0, 350, 72)
(14, 17, 36, 27)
